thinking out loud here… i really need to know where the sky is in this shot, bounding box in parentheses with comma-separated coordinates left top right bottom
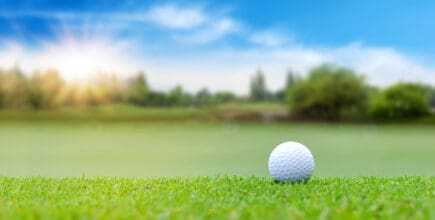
(0, 0, 435, 94)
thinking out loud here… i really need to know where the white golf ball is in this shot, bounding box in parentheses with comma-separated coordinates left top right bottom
(268, 141, 315, 183)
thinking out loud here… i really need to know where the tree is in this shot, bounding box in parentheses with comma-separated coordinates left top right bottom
(125, 71, 150, 105)
(0, 69, 4, 108)
(287, 64, 368, 121)
(285, 70, 298, 90)
(276, 70, 299, 102)
(250, 69, 269, 101)
(94, 73, 123, 102)
(27, 69, 65, 109)
(368, 83, 430, 120)
(430, 87, 435, 108)
(0, 67, 28, 109)
(166, 85, 191, 106)
(195, 88, 213, 106)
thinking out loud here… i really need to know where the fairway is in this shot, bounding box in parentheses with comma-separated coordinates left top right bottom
(0, 176, 433, 219)
(0, 122, 434, 177)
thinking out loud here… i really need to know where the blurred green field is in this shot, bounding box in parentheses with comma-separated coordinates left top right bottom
(0, 103, 285, 121)
(0, 122, 434, 177)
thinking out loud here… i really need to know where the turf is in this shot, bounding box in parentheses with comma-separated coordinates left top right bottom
(0, 122, 434, 177)
(0, 176, 433, 219)
(0, 103, 285, 122)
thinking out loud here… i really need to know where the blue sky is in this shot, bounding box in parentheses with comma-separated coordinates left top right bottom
(0, 0, 434, 93)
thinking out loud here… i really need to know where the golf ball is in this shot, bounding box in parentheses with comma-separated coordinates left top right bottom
(268, 141, 314, 183)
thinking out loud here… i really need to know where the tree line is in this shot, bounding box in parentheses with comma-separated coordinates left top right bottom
(0, 65, 434, 121)
(0, 67, 241, 109)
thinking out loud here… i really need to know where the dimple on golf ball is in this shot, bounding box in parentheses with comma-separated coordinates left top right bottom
(268, 141, 315, 183)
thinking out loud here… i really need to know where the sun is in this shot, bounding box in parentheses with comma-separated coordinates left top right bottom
(36, 37, 138, 81)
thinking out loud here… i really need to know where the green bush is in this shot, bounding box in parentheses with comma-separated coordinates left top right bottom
(215, 91, 236, 103)
(369, 83, 430, 120)
(145, 91, 170, 106)
(166, 85, 194, 107)
(286, 64, 368, 121)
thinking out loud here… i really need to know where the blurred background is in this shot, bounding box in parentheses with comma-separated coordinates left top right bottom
(0, 0, 434, 177)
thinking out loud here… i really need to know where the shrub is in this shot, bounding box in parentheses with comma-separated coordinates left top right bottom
(215, 91, 236, 103)
(368, 83, 430, 120)
(286, 64, 368, 121)
(166, 85, 192, 106)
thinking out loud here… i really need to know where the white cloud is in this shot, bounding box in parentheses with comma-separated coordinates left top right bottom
(174, 18, 240, 44)
(144, 4, 240, 44)
(328, 43, 435, 86)
(250, 30, 288, 47)
(145, 4, 206, 29)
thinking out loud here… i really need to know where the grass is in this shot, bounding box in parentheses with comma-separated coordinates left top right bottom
(0, 104, 208, 121)
(217, 102, 286, 111)
(0, 102, 285, 122)
(0, 120, 433, 219)
(0, 176, 433, 219)
(0, 122, 434, 177)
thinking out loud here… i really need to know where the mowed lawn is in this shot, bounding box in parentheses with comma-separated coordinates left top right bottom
(0, 176, 433, 219)
(0, 122, 434, 177)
